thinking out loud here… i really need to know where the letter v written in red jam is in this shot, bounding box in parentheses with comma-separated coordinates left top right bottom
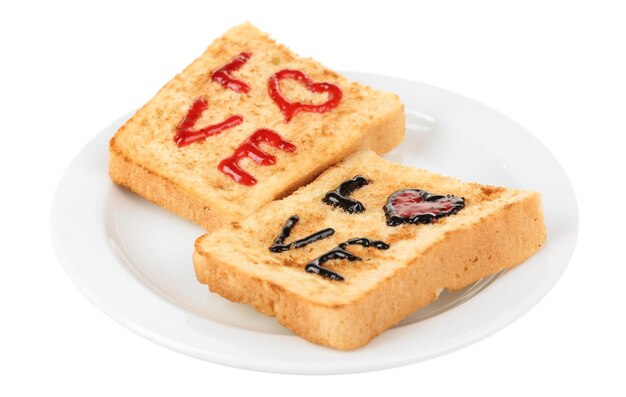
(174, 97, 243, 147)
(218, 129, 296, 186)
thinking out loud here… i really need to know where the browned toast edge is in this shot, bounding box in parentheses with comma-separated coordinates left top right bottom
(109, 137, 236, 230)
(193, 190, 545, 349)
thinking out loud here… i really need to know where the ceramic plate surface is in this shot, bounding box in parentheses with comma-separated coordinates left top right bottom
(51, 72, 577, 374)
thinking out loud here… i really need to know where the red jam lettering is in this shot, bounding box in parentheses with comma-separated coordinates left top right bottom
(211, 52, 252, 93)
(268, 69, 342, 122)
(174, 97, 243, 147)
(218, 129, 296, 186)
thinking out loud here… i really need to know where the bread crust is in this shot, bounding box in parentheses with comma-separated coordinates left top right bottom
(193, 151, 546, 349)
(109, 137, 233, 230)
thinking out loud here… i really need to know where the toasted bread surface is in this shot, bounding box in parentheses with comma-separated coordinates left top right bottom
(193, 151, 546, 349)
(109, 23, 405, 230)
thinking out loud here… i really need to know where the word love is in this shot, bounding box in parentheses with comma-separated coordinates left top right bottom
(175, 52, 344, 186)
(268, 179, 466, 282)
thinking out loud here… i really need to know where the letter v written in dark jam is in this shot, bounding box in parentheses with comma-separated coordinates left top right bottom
(269, 215, 335, 253)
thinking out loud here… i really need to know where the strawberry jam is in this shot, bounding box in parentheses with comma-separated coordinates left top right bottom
(218, 128, 296, 185)
(211, 52, 252, 93)
(268, 69, 342, 122)
(384, 189, 465, 226)
(174, 97, 243, 147)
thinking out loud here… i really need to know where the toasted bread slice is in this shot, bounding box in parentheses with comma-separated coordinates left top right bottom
(109, 23, 405, 230)
(193, 151, 546, 350)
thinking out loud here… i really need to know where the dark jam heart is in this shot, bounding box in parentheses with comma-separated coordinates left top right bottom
(384, 189, 465, 226)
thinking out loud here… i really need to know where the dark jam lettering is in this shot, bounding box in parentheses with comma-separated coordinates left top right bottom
(305, 238, 390, 281)
(269, 215, 335, 253)
(218, 129, 296, 186)
(268, 69, 342, 123)
(211, 52, 252, 93)
(174, 97, 243, 147)
(322, 175, 369, 213)
(384, 189, 465, 226)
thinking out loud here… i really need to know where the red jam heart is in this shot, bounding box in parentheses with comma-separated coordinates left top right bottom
(174, 97, 243, 147)
(384, 189, 465, 226)
(211, 52, 252, 94)
(268, 69, 342, 122)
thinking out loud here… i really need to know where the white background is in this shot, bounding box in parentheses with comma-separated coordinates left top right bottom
(1, 0, 624, 395)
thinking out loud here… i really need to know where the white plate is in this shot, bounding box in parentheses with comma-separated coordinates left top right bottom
(51, 72, 578, 374)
